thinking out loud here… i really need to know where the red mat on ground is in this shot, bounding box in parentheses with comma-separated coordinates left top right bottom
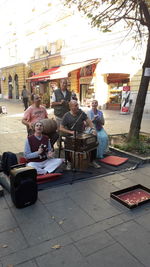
(99, 155, 128, 166)
(37, 173, 63, 184)
(19, 157, 62, 184)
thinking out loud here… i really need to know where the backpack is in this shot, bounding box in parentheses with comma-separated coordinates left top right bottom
(1, 152, 18, 176)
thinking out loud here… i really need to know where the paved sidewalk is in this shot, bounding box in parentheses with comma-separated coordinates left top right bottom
(0, 100, 150, 267)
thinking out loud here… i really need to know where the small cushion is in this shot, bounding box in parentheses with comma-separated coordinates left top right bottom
(37, 173, 62, 184)
(99, 155, 128, 166)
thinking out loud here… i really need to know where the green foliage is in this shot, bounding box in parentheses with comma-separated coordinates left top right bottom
(114, 135, 150, 155)
(63, 0, 149, 40)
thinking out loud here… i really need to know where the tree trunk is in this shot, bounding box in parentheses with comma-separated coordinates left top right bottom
(127, 34, 150, 141)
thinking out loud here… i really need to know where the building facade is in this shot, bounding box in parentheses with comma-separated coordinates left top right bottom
(0, 0, 150, 112)
(0, 63, 26, 100)
(1, 39, 150, 114)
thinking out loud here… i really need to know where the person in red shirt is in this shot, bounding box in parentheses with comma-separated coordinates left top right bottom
(22, 94, 48, 134)
(22, 94, 58, 147)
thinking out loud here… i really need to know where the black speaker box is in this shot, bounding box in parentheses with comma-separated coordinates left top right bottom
(10, 165, 38, 208)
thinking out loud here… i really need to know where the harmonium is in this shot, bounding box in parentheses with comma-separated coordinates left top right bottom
(65, 133, 98, 152)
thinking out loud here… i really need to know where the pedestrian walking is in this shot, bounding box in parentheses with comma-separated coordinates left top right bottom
(21, 85, 29, 110)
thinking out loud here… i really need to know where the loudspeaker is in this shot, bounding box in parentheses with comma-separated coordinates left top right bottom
(10, 165, 38, 208)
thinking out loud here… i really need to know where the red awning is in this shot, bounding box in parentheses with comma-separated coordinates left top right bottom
(27, 59, 99, 82)
(27, 67, 59, 82)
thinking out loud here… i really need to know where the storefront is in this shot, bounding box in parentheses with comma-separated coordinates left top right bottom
(26, 67, 60, 107)
(79, 63, 96, 107)
(106, 73, 130, 110)
(27, 59, 98, 106)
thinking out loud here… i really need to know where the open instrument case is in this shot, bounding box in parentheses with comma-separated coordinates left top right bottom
(110, 184, 150, 209)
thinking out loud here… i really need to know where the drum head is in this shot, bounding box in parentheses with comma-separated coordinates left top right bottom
(40, 119, 57, 134)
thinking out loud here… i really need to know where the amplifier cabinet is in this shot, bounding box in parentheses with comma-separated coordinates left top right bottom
(10, 166, 38, 209)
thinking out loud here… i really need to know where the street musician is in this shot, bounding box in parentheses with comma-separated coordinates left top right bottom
(60, 100, 101, 169)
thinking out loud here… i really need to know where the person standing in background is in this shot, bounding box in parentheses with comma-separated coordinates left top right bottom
(51, 78, 72, 129)
(21, 85, 30, 110)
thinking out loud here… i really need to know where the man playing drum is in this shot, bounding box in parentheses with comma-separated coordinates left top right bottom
(22, 94, 58, 147)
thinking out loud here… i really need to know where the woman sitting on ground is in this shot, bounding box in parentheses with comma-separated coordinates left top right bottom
(87, 100, 109, 159)
(24, 121, 64, 174)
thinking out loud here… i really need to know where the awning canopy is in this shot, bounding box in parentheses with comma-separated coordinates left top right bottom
(26, 67, 59, 82)
(27, 59, 98, 82)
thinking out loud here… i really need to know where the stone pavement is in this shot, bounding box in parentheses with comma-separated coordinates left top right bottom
(0, 99, 150, 155)
(0, 100, 150, 266)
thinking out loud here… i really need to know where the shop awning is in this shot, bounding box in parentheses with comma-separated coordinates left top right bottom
(27, 59, 99, 82)
(26, 67, 59, 82)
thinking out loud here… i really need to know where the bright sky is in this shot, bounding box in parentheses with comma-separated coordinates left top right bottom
(0, 0, 145, 68)
(0, 0, 99, 65)
(0, 1, 57, 57)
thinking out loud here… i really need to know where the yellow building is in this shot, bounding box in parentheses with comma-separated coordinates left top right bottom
(0, 63, 26, 99)
(0, 41, 63, 104)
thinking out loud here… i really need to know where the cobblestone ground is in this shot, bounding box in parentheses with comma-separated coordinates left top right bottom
(0, 99, 150, 154)
(1, 100, 150, 267)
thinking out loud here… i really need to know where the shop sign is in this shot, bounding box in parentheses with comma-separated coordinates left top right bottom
(121, 86, 130, 114)
(80, 77, 92, 84)
(144, 68, 150, 77)
(80, 64, 96, 77)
